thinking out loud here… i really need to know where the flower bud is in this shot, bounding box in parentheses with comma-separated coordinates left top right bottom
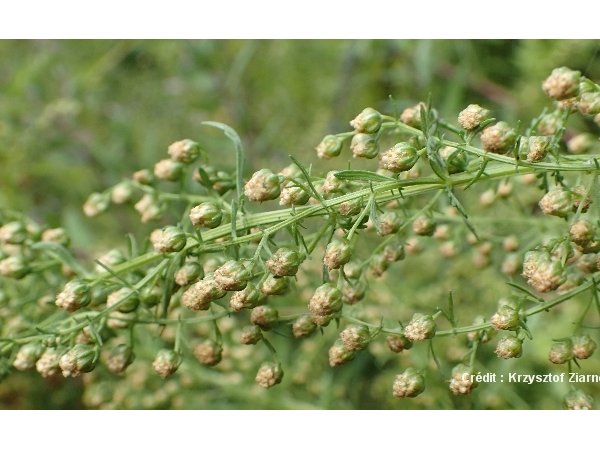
(351, 133, 379, 159)
(230, 283, 262, 311)
(370, 253, 390, 277)
(522, 250, 565, 293)
(0, 255, 29, 279)
(578, 91, 600, 116)
(255, 361, 283, 388)
(520, 136, 550, 163)
(266, 248, 303, 277)
(260, 274, 290, 296)
(379, 143, 419, 173)
(497, 180, 513, 198)
(214, 260, 252, 291)
(107, 310, 135, 330)
(400, 103, 424, 128)
(439, 146, 468, 174)
(105, 344, 135, 374)
(279, 184, 310, 206)
(321, 170, 347, 195)
(240, 325, 263, 345)
(36, 347, 61, 378)
(193, 340, 222, 367)
(501, 253, 521, 276)
(549, 340, 573, 364)
(132, 168, 154, 185)
(571, 335, 597, 359)
(490, 305, 520, 331)
(467, 316, 495, 343)
(350, 107, 382, 134)
(189, 202, 223, 229)
(340, 324, 371, 351)
(0, 221, 27, 244)
(250, 305, 279, 330)
(449, 364, 477, 396)
(316, 134, 344, 159)
(110, 181, 134, 204)
(244, 169, 281, 202)
(393, 368, 425, 398)
(457, 104, 490, 131)
(59, 344, 97, 377)
(134, 194, 162, 223)
(338, 198, 364, 217)
(308, 283, 343, 317)
(342, 280, 367, 304)
(151, 226, 187, 253)
(386, 334, 413, 353)
(292, 315, 316, 338)
(376, 211, 402, 236)
(480, 121, 516, 154)
(323, 238, 353, 270)
(343, 261, 362, 279)
(140, 285, 162, 308)
(328, 340, 355, 367)
(542, 67, 581, 100)
(55, 280, 91, 312)
(572, 185, 592, 213)
(383, 243, 405, 262)
(538, 187, 572, 218)
(567, 133, 597, 154)
(495, 335, 523, 359)
(175, 261, 204, 286)
(13, 342, 43, 371)
(154, 158, 184, 181)
(107, 287, 139, 313)
(83, 193, 110, 217)
(412, 215, 436, 236)
(565, 389, 593, 410)
(152, 349, 181, 378)
(502, 235, 519, 252)
(570, 220, 595, 245)
(182, 273, 226, 311)
(404, 313, 436, 341)
(168, 139, 200, 163)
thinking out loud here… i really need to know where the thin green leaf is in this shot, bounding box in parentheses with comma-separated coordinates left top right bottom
(334, 170, 396, 182)
(290, 155, 332, 214)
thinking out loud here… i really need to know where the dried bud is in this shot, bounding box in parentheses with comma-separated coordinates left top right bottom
(134, 194, 162, 223)
(339, 324, 371, 352)
(107, 287, 139, 313)
(567, 133, 597, 154)
(376, 211, 402, 236)
(570, 220, 595, 245)
(244, 169, 281, 202)
(83, 193, 110, 217)
(214, 260, 252, 291)
(539, 187, 572, 218)
(152, 349, 181, 378)
(13, 342, 43, 371)
(571, 335, 597, 359)
(266, 248, 303, 277)
(167, 139, 200, 163)
(59, 344, 97, 377)
(480, 121, 516, 154)
(308, 283, 343, 317)
(351, 133, 379, 159)
(350, 107, 382, 134)
(230, 283, 262, 311)
(36, 347, 61, 378)
(328, 340, 355, 367)
(439, 146, 468, 174)
(260, 274, 290, 296)
(495, 335, 523, 359)
(578, 92, 600, 116)
(316, 134, 344, 159)
(323, 238, 353, 270)
(193, 340, 222, 367)
(404, 313, 436, 341)
(292, 315, 316, 338)
(110, 181, 134, 204)
(174, 261, 204, 286)
(449, 364, 477, 396)
(151, 226, 186, 253)
(549, 340, 573, 364)
(189, 203, 223, 229)
(379, 143, 419, 173)
(279, 184, 310, 206)
(393, 368, 425, 398)
(400, 103, 424, 128)
(412, 215, 436, 236)
(386, 334, 413, 353)
(457, 104, 490, 131)
(250, 305, 279, 330)
(490, 305, 520, 331)
(255, 361, 283, 388)
(565, 389, 594, 410)
(240, 325, 263, 345)
(154, 158, 184, 181)
(520, 136, 550, 163)
(55, 280, 91, 312)
(542, 67, 580, 100)
(182, 273, 226, 311)
(105, 344, 134, 374)
(0, 255, 29, 279)
(0, 221, 27, 244)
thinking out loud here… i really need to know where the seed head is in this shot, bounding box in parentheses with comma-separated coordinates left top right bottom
(260, 274, 290, 296)
(244, 169, 281, 202)
(214, 260, 252, 291)
(175, 261, 204, 286)
(316, 134, 344, 159)
(167, 139, 200, 163)
(578, 92, 600, 116)
(393, 368, 425, 398)
(229, 283, 262, 311)
(495, 336, 523, 359)
(107, 287, 139, 313)
(404, 313, 436, 342)
(55, 280, 91, 312)
(151, 226, 187, 253)
(350, 107, 383, 134)
(240, 325, 263, 345)
(386, 334, 413, 353)
(490, 305, 520, 331)
(340, 324, 371, 352)
(565, 389, 594, 410)
(59, 344, 97, 377)
(567, 133, 597, 154)
(412, 215, 436, 236)
(266, 248, 303, 277)
(457, 104, 490, 131)
(193, 340, 223, 367)
(379, 143, 419, 173)
(105, 344, 135, 374)
(538, 187, 572, 218)
(189, 202, 223, 229)
(292, 315, 317, 338)
(181, 273, 226, 311)
(549, 340, 573, 364)
(520, 136, 550, 163)
(480, 122, 517, 154)
(571, 335, 596, 359)
(323, 238, 353, 270)
(449, 364, 477, 396)
(439, 146, 468, 174)
(542, 67, 581, 100)
(328, 340, 355, 367)
(13, 342, 43, 371)
(255, 361, 283, 388)
(152, 349, 181, 378)
(35, 348, 61, 378)
(154, 158, 184, 181)
(351, 133, 379, 159)
(308, 283, 343, 317)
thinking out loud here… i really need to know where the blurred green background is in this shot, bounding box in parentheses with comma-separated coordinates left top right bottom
(1, 40, 600, 409)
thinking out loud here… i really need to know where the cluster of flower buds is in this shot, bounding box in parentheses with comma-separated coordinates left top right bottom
(548, 335, 596, 364)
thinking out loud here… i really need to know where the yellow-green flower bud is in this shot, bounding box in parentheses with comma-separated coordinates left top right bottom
(105, 343, 135, 374)
(342, 279, 366, 305)
(393, 368, 425, 398)
(316, 134, 344, 159)
(351, 133, 379, 159)
(439, 146, 468, 174)
(542, 67, 581, 100)
(55, 280, 91, 312)
(565, 389, 593, 410)
(279, 184, 310, 206)
(578, 92, 600, 116)
(328, 339, 355, 367)
(107, 287, 139, 313)
(549, 340, 573, 364)
(323, 238, 353, 270)
(167, 139, 201, 163)
(132, 168, 154, 185)
(522, 250, 565, 293)
(386, 334, 413, 353)
(0, 255, 29, 279)
(457, 104, 490, 130)
(340, 324, 371, 351)
(481, 121, 517, 154)
(181, 273, 226, 311)
(13, 342, 43, 371)
(321, 170, 347, 195)
(260, 274, 290, 296)
(152, 349, 181, 378)
(379, 142, 419, 173)
(0, 221, 27, 245)
(567, 133, 597, 154)
(412, 215, 436, 236)
(154, 158, 184, 181)
(569, 220, 596, 246)
(193, 340, 222, 367)
(292, 315, 316, 338)
(140, 285, 162, 308)
(350, 107, 382, 134)
(244, 169, 281, 202)
(490, 305, 520, 331)
(59, 344, 97, 377)
(214, 260, 252, 291)
(404, 313, 436, 341)
(189, 202, 223, 229)
(250, 305, 279, 330)
(255, 361, 283, 388)
(495, 335, 523, 359)
(370, 253, 390, 277)
(538, 187, 573, 218)
(36, 347, 61, 378)
(230, 283, 262, 311)
(174, 261, 204, 286)
(308, 283, 342, 317)
(376, 211, 402, 236)
(151, 226, 187, 253)
(400, 103, 424, 129)
(134, 194, 162, 223)
(572, 335, 596, 359)
(520, 136, 550, 163)
(83, 192, 110, 217)
(266, 248, 303, 277)
(383, 243, 405, 262)
(110, 180, 134, 204)
(240, 325, 263, 345)
(343, 261, 362, 279)
(449, 364, 477, 396)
